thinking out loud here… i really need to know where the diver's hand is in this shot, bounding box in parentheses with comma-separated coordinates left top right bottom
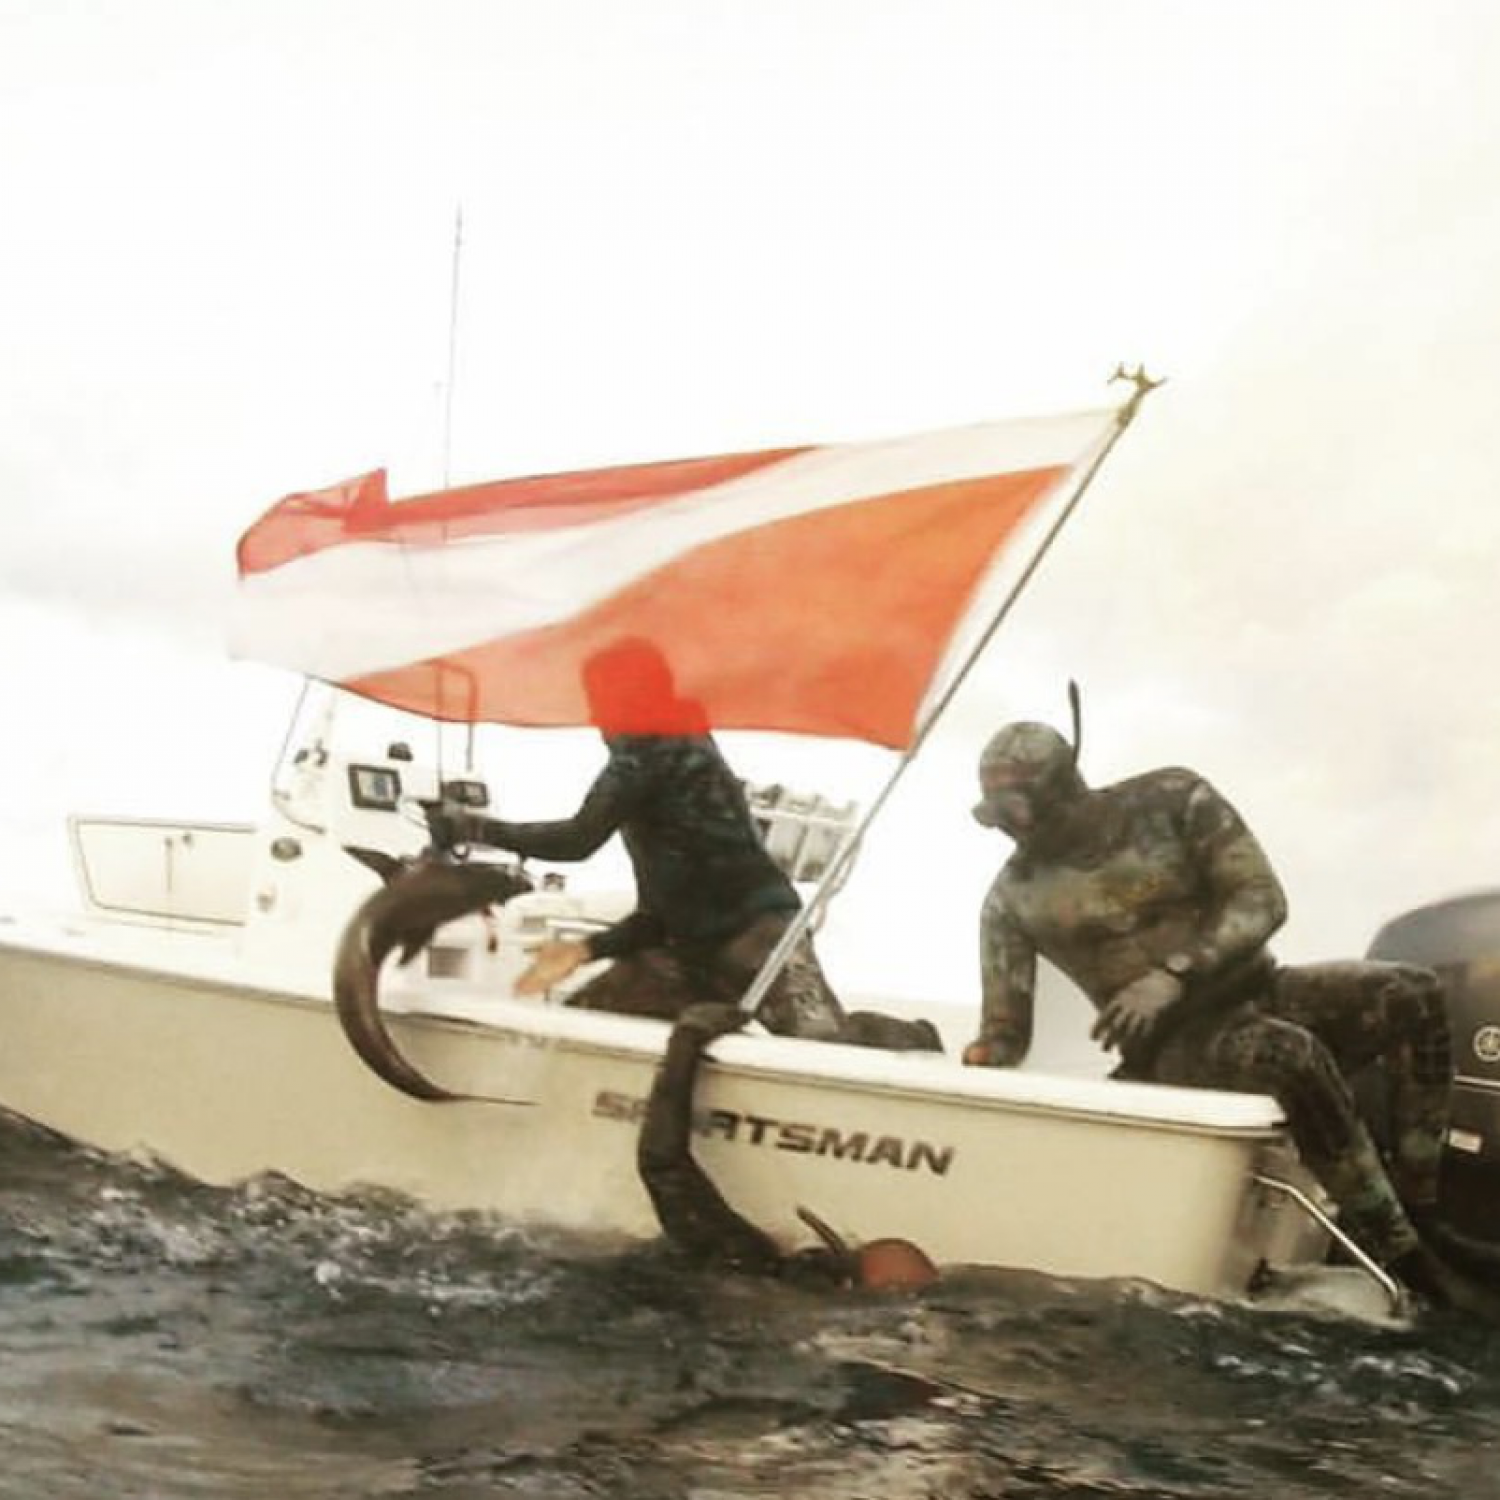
(676, 1002, 747, 1042)
(1091, 969, 1184, 1052)
(962, 1037, 1018, 1067)
(515, 938, 589, 996)
(423, 798, 486, 851)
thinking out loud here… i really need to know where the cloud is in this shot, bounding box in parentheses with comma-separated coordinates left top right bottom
(4, 0, 1500, 994)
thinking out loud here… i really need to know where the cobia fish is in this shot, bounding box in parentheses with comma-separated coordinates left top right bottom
(331, 851, 534, 1102)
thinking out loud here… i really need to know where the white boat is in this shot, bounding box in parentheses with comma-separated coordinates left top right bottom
(0, 700, 1379, 1313)
(0, 386, 1413, 1319)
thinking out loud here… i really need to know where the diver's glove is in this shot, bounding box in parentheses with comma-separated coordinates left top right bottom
(961, 1022, 1028, 1067)
(962, 1037, 1017, 1067)
(1091, 969, 1184, 1053)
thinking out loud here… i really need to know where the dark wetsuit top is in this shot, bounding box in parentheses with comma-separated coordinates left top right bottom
(475, 734, 799, 961)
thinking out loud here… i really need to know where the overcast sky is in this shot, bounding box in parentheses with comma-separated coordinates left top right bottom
(3, 1, 1499, 1005)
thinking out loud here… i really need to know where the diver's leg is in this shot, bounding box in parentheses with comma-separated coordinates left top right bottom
(562, 948, 696, 1019)
(1268, 962, 1451, 1214)
(713, 914, 941, 1048)
(1179, 986, 1500, 1316)
(839, 1011, 944, 1052)
(711, 913, 846, 1040)
(1273, 962, 1500, 1281)
(1157, 1007, 1420, 1267)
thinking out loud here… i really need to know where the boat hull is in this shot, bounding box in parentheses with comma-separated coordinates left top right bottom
(0, 923, 1316, 1300)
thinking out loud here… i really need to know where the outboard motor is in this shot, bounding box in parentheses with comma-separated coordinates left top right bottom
(1368, 890, 1500, 1240)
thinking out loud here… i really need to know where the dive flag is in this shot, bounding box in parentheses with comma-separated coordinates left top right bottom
(231, 409, 1116, 748)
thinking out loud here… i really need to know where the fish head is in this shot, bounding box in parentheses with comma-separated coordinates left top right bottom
(366, 856, 534, 969)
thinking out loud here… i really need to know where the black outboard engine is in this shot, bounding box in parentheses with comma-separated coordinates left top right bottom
(1368, 890, 1500, 1241)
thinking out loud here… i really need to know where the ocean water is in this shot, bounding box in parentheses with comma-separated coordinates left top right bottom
(2, 1113, 1498, 1499)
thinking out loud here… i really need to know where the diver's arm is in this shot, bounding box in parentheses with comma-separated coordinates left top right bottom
(637, 1006, 783, 1273)
(475, 764, 634, 862)
(511, 907, 666, 995)
(1171, 776, 1288, 982)
(456, 740, 656, 862)
(585, 909, 667, 961)
(965, 882, 1037, 1066)
(1093, 778, 1288, 1053)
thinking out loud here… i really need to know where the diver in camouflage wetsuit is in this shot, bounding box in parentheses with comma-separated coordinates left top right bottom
(962, 720, 1494, 1309)
(434, 638, 936, 1049)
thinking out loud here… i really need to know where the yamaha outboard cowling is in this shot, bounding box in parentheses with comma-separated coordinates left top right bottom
(1368, 890, 1500, 1240)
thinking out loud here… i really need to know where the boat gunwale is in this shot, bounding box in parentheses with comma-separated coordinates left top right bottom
(0, 927, 1290, 1141)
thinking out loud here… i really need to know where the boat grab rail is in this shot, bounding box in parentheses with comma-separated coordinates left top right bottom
(1251, 1171, 1402, 1313)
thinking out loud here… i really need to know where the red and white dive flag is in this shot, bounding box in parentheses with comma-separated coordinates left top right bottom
(231, 409, 1115, 748)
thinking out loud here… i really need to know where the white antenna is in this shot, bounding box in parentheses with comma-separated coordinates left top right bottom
(442, 205, 464, 486)
(436, 204, 478, 768)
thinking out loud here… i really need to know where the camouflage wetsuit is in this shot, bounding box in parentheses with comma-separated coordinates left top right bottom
(470, 734, 847, 1039)
(971, 727, 1451, 1269)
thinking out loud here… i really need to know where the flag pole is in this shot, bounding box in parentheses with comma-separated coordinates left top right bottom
(734, 366, 1163, 1021)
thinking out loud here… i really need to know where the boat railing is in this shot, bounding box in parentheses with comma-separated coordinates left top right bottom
(1251, 1171, 1403, 1313)
(744, 782, 859, 891)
